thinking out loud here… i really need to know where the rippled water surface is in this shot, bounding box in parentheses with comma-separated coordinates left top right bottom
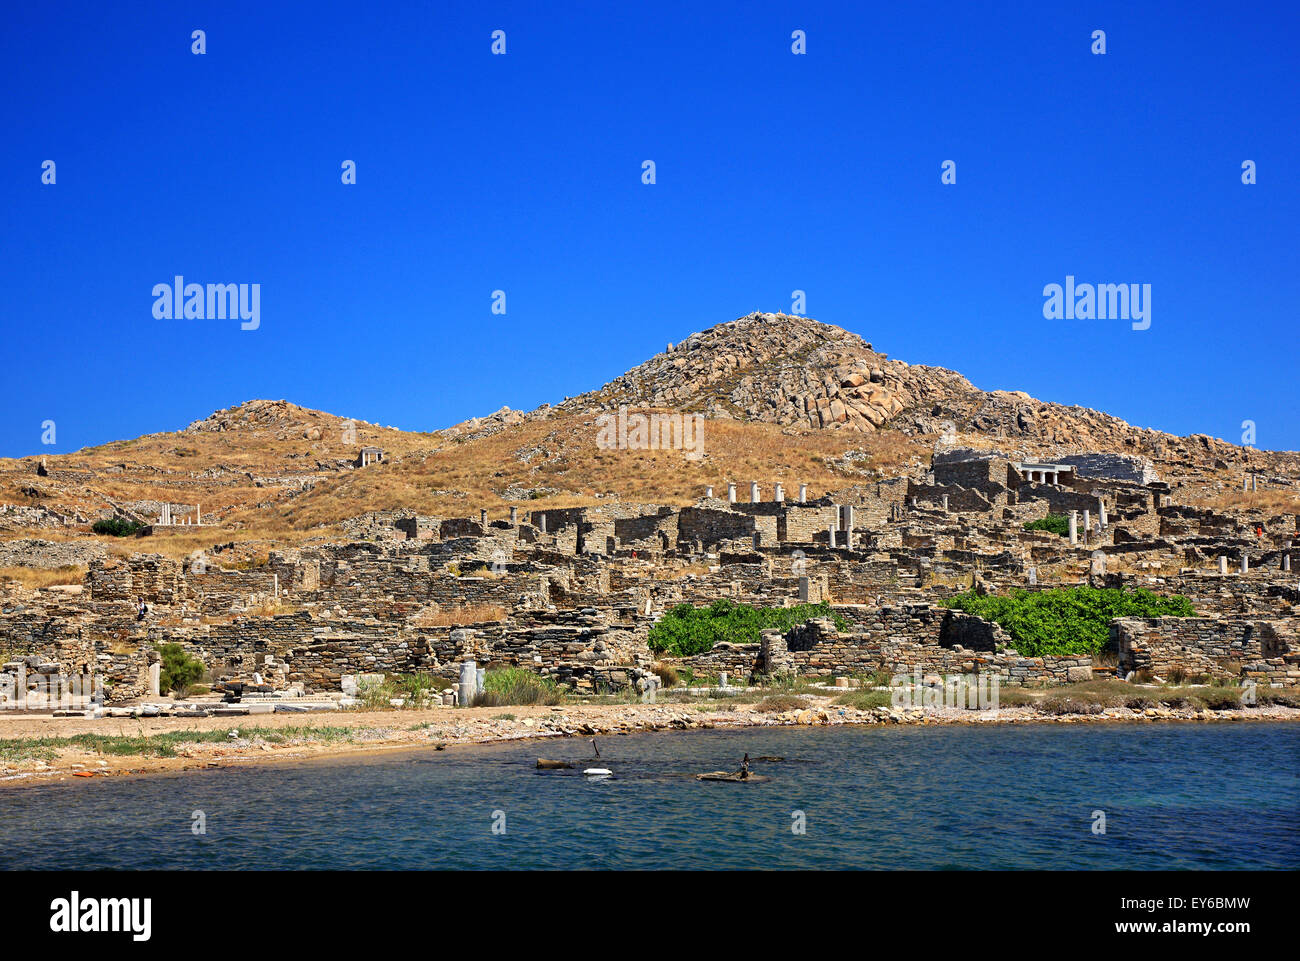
(1, 723, 1296, 869)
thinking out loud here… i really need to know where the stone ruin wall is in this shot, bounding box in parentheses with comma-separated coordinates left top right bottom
(906, 482, 994, 513)
(3, 480, 1296, 702)
(1113, 616, 1299, 686)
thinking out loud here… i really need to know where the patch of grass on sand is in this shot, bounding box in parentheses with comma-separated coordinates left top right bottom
(754, 694, 809, 713)
(761, 672, 831, 695)
(989, 687, 1042, 708)
(0, 565, 86, 589)
(831, 689, 893, 711)
(1034, 679, 1247, 714)
(1256, 686, 1300, 708)
(0, 725, 359, 763)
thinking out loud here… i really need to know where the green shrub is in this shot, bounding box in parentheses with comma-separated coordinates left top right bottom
(647, 599, 850, 657)
(354, 675, 395, 710)
(156, 643, 205, 697)
(1023, 514, 1071, 537)
(391, 673, 448, 702)
(92, 518, 144, 537)
(941, 586, 1195, 657)
(472, 668, 565, 707)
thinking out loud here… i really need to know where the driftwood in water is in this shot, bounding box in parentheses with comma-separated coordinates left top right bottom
(536, 759, 575, 769)
(696, 770, 767, 783)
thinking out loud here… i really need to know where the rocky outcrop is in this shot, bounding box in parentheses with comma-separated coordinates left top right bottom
(557, 312, 974, 433)
(544, 313, 1272, 472)
(0, 538, 105, 569)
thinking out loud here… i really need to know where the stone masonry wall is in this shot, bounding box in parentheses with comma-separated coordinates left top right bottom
(1113, 616, 1299, 686)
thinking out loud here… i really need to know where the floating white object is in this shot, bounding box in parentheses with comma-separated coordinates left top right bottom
(583, 768, 612, 777)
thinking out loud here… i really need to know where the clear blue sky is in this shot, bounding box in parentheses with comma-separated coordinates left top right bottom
(3, 0, 1296, 457)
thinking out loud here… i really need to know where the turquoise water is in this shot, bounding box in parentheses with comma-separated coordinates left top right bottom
(1, 723, 1296, 870)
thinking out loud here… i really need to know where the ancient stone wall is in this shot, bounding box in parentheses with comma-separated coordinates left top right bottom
(678, 507, 761, 546)
(776, 504, 839, 543)
(1113, 615, 1298, 686)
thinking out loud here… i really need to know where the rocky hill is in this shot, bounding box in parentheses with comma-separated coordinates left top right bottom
(561, 312, 968, 432)
(555, 312, 1259, 466)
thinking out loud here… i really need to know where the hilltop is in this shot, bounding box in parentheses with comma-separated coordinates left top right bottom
(559, 313, 1259, 462)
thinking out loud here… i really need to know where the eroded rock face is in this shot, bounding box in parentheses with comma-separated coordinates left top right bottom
(541, 313, 1274, 469)
(558, 312, 976, 433)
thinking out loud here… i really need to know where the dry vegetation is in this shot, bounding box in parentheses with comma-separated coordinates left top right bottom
(2, 402, 930, 552)
(410, 604, 508, 627)
(1183, 487, 1300, 514)
(4, 393, 1294, 565)
(0, 566, 86, 589)
(271, 412, 926, 528)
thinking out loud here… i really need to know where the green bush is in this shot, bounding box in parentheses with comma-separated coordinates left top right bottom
(156, 643, 205, 697)
(391, 673, 449, 702)
(647, 599, 851, 657)
(941, 586, 1195, 657)
(1022, 514, 1071, 537)
(92, 518, 144, 537)
(472, 668, 565, 706)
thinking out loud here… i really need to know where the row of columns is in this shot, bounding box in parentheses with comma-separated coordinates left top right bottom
(826, 504, 857, 549)
(155, 503, 202, 526)
(706, 482, 811, 504)
(1066, 500, 1110, 545)
(1219, 550, 1291, 574)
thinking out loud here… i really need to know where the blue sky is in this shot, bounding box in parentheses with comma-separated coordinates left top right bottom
(2, 0, 1297, 457)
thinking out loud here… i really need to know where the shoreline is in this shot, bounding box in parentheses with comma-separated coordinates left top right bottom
(3, 697, 1298, 790)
